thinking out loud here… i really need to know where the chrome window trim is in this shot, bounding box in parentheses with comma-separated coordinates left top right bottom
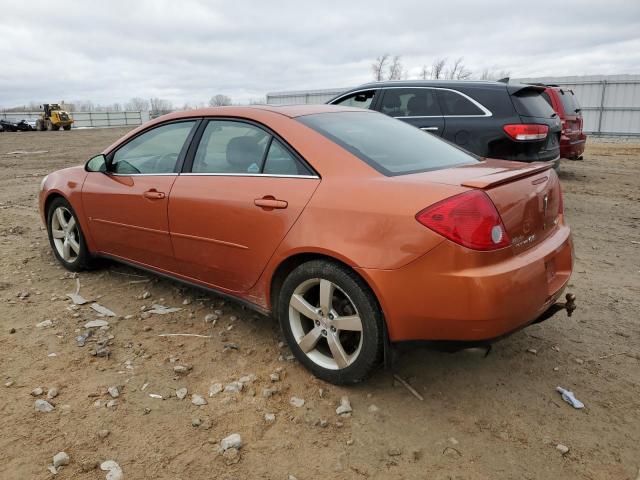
(330, 86, 493, 118)
(109, 172, 178, 177)
(180, 173, 320, 179)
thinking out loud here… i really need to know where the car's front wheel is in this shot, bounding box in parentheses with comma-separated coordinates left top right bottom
(278, 260, 384, 384)
(46, 197, 92, 271)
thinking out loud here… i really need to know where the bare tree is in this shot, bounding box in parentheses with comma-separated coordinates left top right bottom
(208, 94, 232, 107)
(126, 97, 150, 111)
(431, 58, 447, 79)
(149, 98, 173, 113)
(419, 65, 430, 80)
(445, 57, 471, 80)
(371, 54, 390, 81)
(387, 55, 404, 80)
(478, 68, 511, 81)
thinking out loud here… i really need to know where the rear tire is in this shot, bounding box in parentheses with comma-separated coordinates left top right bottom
(277, 260, 384, 384)
(46, 197, 94, 272)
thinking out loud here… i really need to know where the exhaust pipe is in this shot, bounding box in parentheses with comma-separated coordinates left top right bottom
(534, 293, 576, 323)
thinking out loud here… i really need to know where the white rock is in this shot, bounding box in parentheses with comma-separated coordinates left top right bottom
(264, 413, 276, 424)
(108, 386, 120, 398)
(238, 374, 256, 385)
(556, 443, 570, 454)
(35, 399, 55, 412)
(100, 460, 123, 480)
(47, 388, 59, 399)
(208, 383, 223, 396)
(270, 373, 280, 382)
(53, 451, 70, 468)
(67, 293, 89, 305)
(31, 387, 44, 396)
(219, 433, 242, 452)
(368, 404, 380, 413)
(290, 396, 305, 408)
(176, 387, 188, 400)
(36, 320, 53, 328)
(47, 465, 57, 475)
(204, 314, 218, 324)
(91, 303, 117, 317)
(191, 394, 207, 406)
(147, 304, 181, 315)
(106, 399, 118, 408)
(336, 396, 352, 416)
(224, 381, 243, 393)
(85, 319, 109, 328)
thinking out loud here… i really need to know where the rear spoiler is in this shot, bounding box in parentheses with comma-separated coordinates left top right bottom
(506, 83, 546, 95)
(461, 163, 553, 189)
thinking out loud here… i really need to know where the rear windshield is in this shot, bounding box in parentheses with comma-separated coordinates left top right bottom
(559, 90, 580, 114)
(297, 111, 477, 176)
(511, 89, 556, 118)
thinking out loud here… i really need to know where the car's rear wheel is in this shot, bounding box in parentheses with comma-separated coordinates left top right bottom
(278, 260, 384, 384)
(47, 197, 92, 271)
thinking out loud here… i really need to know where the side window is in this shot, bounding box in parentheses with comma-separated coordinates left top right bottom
(192, 121, 270, 174)
(263, 140, 312, 176)
(333, 90, 377, 109)
(111, 121, 196, 174)
(380, 89, 441, 117)
(437, 90, 485, 116)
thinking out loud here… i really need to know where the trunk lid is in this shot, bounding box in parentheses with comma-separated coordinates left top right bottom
(419, 159, 562, 250)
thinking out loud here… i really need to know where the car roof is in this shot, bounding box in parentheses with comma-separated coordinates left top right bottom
(163, 104, 366, 120)
(349, 79, 510, 90)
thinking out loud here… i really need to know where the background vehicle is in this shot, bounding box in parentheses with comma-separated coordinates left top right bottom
(538, 85, 586, 159)
(0, 119, 34, 131)
(35, 103, 74, 131)
(39, 105, 573, 384)
(328, 80, 562, 164)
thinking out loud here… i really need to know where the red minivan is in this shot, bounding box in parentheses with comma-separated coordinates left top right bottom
(540, 86, 587, 159)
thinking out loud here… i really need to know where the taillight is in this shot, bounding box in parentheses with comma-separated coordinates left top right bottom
(503, 124, 549, 141)
(416, 190, 511, 251)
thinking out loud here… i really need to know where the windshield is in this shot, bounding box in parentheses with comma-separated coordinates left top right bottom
(297, 111, 477, 176)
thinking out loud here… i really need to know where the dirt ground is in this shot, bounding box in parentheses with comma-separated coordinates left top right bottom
(0, 128, 638, 480)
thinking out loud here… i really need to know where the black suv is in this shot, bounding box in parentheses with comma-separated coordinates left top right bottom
(327, 80, 561, 163)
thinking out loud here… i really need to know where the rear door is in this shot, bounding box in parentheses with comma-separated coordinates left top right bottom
(557, 89, 583, 136)
(168, 119, 320, 292)
(377, 88, 444, 136)
(82, 120, 198, 269)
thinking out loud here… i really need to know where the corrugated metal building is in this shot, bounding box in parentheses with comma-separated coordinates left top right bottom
(266, 75, 640, 136)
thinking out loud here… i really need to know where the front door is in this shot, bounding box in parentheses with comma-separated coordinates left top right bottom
(378, 88, 445, 135)
(82, 120, 197, 269)
(168, 119, 320, 292)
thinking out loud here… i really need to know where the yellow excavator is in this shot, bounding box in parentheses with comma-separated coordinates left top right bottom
(36, 104, 74, 131)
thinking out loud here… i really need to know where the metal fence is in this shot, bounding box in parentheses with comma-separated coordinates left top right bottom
(0, 110, 149, 128)
(266, 75, 640, 136)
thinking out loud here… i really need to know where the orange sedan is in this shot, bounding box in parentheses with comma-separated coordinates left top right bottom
(39, 105, 574, 384)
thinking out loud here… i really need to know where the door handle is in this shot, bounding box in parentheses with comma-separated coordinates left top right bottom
(143, 189, 166, 200)
(254, 196, 288, 210)
(421, 126, 439, 131)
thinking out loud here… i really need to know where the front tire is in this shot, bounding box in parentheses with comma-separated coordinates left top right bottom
(46, 197, 92, 271)
(278, 260, 384, 384)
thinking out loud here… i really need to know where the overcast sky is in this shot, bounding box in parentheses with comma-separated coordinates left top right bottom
(1, 0, 639, 108)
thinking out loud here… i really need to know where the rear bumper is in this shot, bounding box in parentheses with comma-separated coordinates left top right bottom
(358, 224, 573, 342)
(560, 133, 586, 159)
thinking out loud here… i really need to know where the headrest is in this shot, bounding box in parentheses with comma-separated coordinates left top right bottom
(226, 136, 262, 170)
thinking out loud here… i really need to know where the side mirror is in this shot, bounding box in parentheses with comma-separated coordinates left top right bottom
(85, 154, 107, 173)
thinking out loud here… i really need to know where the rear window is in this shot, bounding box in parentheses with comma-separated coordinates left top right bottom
(511, 89, 556, 118)
(297, 111, 477, 176)
(559, 90, 580, 114)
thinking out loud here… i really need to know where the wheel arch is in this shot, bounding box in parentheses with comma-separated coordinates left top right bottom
(268, 251, 388, 327)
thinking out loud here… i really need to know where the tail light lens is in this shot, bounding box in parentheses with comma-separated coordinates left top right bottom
(416, 190, 510, 251)
(503, 124, 549, 141)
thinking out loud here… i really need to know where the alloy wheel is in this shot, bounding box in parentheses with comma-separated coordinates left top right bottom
(288, 278, 364, 370)
(50, 206, 80, 263)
